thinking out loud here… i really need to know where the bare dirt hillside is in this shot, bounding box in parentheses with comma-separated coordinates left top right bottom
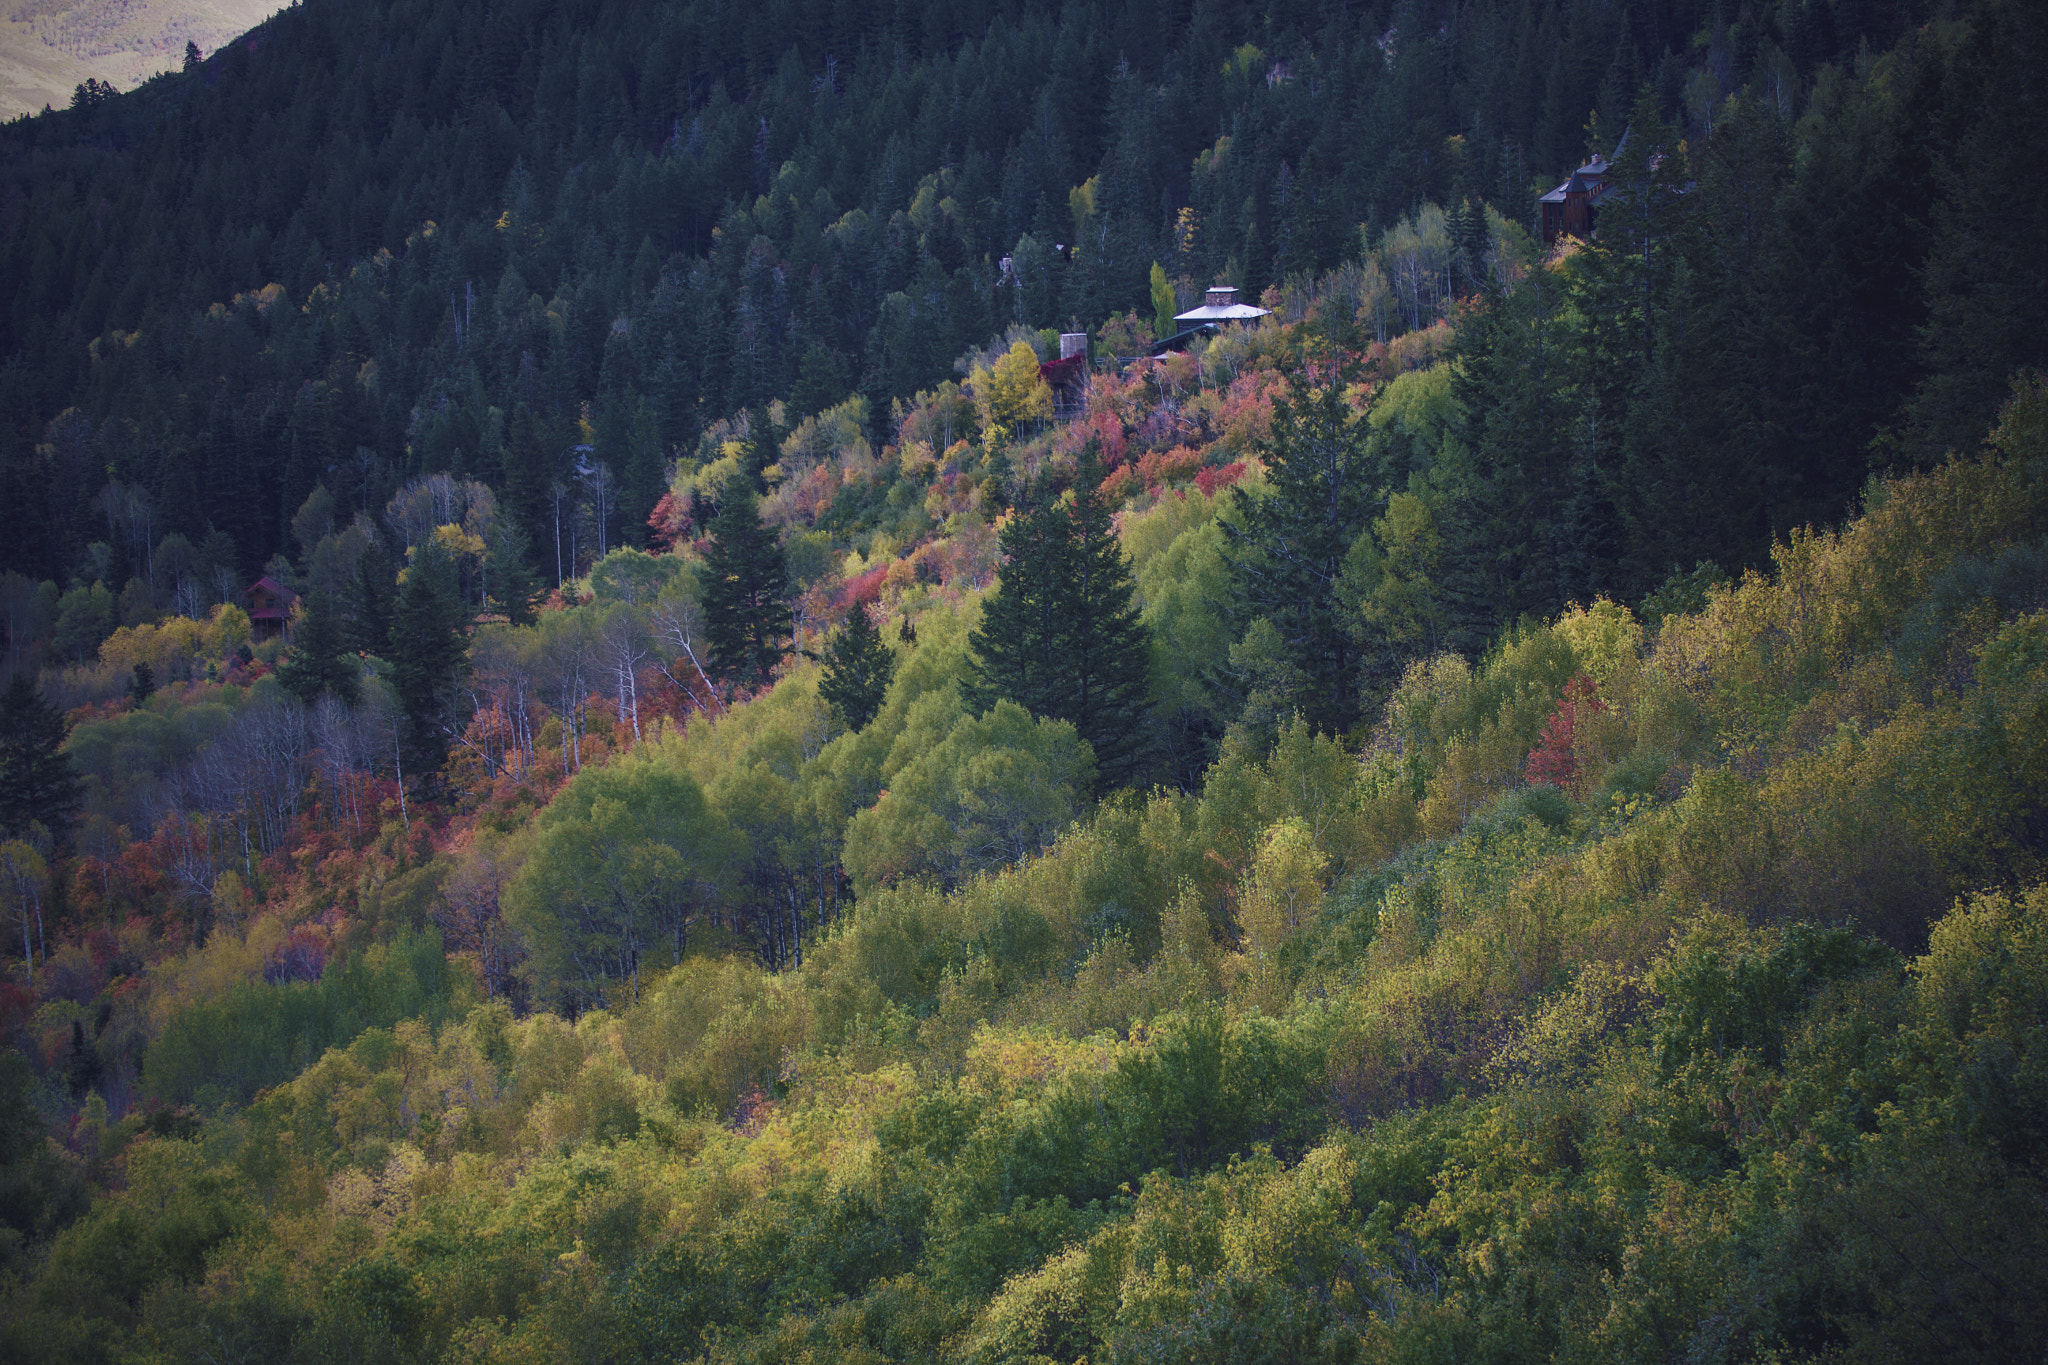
(0, 0, 278, 119)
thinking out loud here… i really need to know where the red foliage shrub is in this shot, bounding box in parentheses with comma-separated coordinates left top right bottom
(1098, 464, 1139, 503)
(1524, 675, 1607, 793)
(83, 929, 132, 974)
(841, 562, 890, 609)
(1194, 461, 1247, 498)
(1086, 408, 1129, 467)
(1136, 445, 1205, 489)
(647, 490, 693, 551)
(264, 924, 331, 984)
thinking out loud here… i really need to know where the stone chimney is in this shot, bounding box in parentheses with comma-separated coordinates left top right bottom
(1060, 333, 1087, 360)
(1205, 286, 1239, 308)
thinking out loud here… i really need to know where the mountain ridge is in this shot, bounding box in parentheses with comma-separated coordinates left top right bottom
(0, 0, 278, 118)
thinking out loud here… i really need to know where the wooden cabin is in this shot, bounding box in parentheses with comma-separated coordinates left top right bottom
(245, 575, 297, 640)
(1539, 151, 1614, 245)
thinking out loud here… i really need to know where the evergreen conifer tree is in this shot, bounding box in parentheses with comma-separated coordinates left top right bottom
(1222, 364, 1379, 738)
(1443, 269, 1592, 633)
(741, 406, 780, 489)
(390, 538, 469, 774)
(67, 1019, 101, 1098)
(817, 602, 897, 733)
(968, 450, 1152, 791)
(104, 533, 132, 600)
(484, 519, 541, 627)
(702, 483, 791, 689)
(1905, 0, 2048, 457)
(1058, 450, 1154, 789)
(0, 673, 82, 840)
(276, 592, 362, 706)
(965, 486, 1071, 721)
(348, 540, 397, 656)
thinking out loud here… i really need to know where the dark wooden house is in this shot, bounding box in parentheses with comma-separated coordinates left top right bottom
(1539, 151, 1614, 245)
(245, 575, 297, 640)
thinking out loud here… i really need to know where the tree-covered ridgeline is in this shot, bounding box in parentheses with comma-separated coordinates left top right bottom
(6, 0, 2046, 983)
(3, 0, 2041, 602)
(9, 22, 2048, 1017)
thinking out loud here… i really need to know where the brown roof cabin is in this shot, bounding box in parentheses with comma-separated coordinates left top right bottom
(1539, 151, 1614, 246)
(245, 575, 297, 640)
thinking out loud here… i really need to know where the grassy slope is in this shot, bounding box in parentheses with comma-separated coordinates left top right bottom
(0, 0, 278, 118)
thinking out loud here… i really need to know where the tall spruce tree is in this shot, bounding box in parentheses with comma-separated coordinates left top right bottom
(702, 483, 791, 689)
(276, 591, 362, 706)
(968, 451, 1152, 791)
(348, 539, 397, 656)
(740, 406, 781, 488)
(390, 537, 469, 775)
(817, 601, 897, 732)
(484, 519, 542, 627)
(0, 673, 82, 840)
(1902, 0, 2048, 458)
(965, 487, 1072, 721)
(1443, 268, 1599, 633)
(1222, 363, 1379, 739)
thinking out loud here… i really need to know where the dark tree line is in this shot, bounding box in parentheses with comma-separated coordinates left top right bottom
(1, 0, 1937, 592)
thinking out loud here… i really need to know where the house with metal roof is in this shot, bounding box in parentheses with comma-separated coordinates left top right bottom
(1151, 285, 1271, 355)
(1539, 150, 1615, 245)
(1173, 285, 1270, 326)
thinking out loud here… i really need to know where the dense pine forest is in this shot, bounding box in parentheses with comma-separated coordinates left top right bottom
(2, 0, 2048, 1359)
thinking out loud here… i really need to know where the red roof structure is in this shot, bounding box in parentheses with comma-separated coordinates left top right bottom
(245, 575, 298, 639)
(1039, 338, 1091, 423)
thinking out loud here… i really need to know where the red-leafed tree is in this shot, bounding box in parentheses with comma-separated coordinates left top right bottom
(646, 491, 693, 552)
(1525, 674, 1607, 793)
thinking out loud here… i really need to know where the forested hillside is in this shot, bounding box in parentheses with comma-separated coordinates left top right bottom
(3, 0, 2048, 1360)
(3, 0, 2042, 593)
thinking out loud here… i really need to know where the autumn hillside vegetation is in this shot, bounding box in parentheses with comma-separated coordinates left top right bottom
(0, 379, 2044, 1361)
(0, 0, 2045, 1355)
